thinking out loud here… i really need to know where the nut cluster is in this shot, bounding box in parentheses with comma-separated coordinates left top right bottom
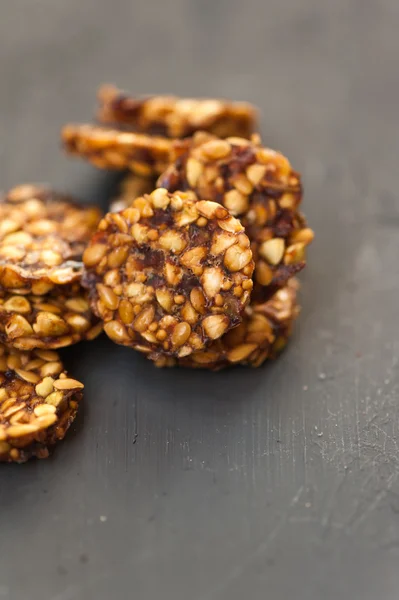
(83, 189, 254, 358)
(154, 278, 299, 370)
(158, 132, 314, 298)
(0, 344, 84, 463)
(97, 85, 258, 139)
(0, 184, 102, 292)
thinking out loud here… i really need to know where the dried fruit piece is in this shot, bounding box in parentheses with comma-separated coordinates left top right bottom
(83, 189, 254, 358)
(0, 344, 83, 463)
(0, 284, 101, 350)
(153, 279, 299, 370)
(96, 85, 258, 139)
(0, 185, 102, 292)
(62, 124, 181, 177)
(158, 133, 313, 298)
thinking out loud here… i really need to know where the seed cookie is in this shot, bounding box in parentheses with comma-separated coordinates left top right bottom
(83, 189, 254, 358)
(158, 133, 314, 297)
(154, 279, 299, 370)
(0, 286, 102, 350)
(0, 345, 84, 462)
(97, 85, 258, 139)
(0, 185, 102, 293)
(62, 124, 177, 177)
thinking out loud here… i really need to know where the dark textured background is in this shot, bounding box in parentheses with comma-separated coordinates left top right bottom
(1, 1, 399, 599)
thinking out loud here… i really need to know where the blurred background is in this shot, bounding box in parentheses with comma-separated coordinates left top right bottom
(1, 1, 399, 600)
(2, 0, 397, 196)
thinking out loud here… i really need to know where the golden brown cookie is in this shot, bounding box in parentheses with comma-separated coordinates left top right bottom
(0, 285, 102, 350)
(62, 124, 178, 177)
(97, 85, 258, 139)
(158, 133, 314, 298)
(0, 345, 84, 463)
(83, 189, 254, 358)
(0, 185, 102, 293)
(154, 279, 299, 370)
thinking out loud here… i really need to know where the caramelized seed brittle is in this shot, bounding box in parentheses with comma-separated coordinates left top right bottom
(154, 279, 299, 370)
(0, 185, 102, 292)
(62, 124, 179, 177)
(0, 344, 84, 463)
(83, 189, 254, 358)
(158, 133, 314, 298)
(0, 284, 101, 350)
(97, 85, 258, 139)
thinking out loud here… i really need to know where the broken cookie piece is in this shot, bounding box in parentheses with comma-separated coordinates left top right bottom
(83, 189, 254, 358)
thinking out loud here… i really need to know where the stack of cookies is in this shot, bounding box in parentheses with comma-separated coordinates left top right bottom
(1, 85, 313, 462)
(62, 85, 313, 370)
(0, 185, 102, 461)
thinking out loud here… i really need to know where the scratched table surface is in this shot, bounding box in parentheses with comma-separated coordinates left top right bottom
(1, 1, 399, 599)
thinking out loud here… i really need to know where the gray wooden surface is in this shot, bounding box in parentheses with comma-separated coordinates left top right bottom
(1, 1, 399, 599)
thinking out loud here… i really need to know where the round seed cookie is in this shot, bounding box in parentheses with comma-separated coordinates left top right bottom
(83, 189, 254, 358)
(0, 345, 84, 463)
(97, 85, 258, 139)
(154, 279, 299, 370)
(62, 124, 179, 177)
(158, 133, 314, 298)
(0, 185, 102, 293)
(109, 173, 157, 213)
(0, 286, 102, 350)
